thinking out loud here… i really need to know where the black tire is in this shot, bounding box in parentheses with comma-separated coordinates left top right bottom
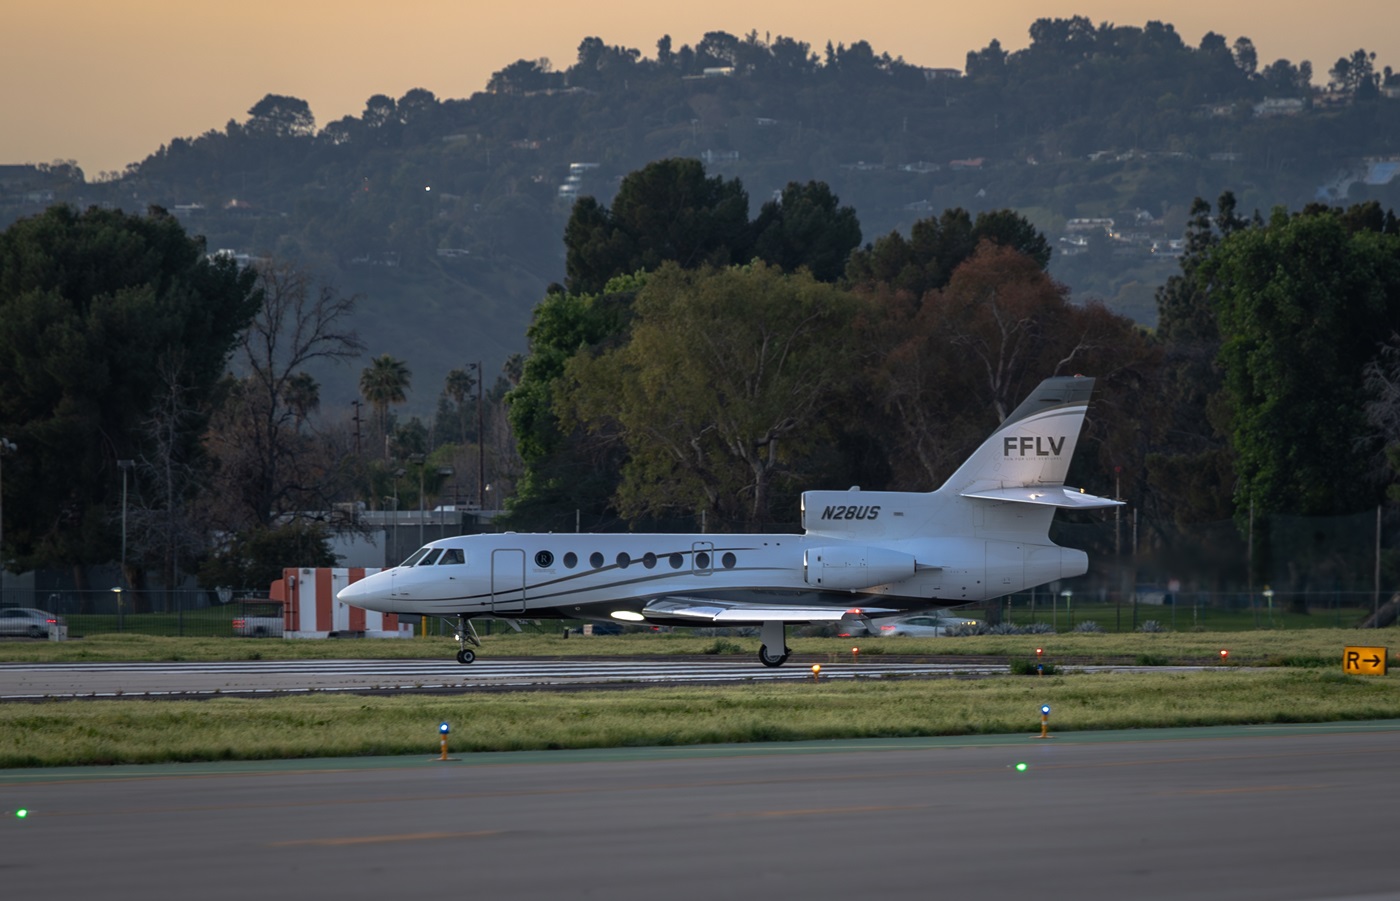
(758, 644, 789, 668)
(27, 626, 43, 639)
(456, 649, 476, 664)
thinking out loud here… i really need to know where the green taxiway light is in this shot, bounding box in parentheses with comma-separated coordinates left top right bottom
(16, 808, 28, 818)
(1015, 763, 1028, 772)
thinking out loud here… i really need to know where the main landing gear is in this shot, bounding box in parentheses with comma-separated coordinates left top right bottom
(452, 615, 481, 664)
(758, 621, 790, 668)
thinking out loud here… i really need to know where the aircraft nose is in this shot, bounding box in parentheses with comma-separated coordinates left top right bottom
(337, 572, 386, 605)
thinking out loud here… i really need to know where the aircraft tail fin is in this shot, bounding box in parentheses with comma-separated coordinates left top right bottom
(939, 376, 1119, 509)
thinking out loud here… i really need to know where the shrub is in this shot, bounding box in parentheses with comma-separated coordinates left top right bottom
(1010, 658, 1058, 676)
(1023, 622, 1057, 634)
(1072, 621, 1104, 633)
(1137, 620, 1166, 633)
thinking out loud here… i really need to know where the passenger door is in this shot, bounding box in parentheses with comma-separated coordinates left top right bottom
(490, 549, 526, 613)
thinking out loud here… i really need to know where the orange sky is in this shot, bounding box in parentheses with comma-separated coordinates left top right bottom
(4, 1, 1397, 176)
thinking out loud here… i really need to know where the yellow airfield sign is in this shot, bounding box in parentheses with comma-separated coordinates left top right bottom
(1343, 646, 1388, 676)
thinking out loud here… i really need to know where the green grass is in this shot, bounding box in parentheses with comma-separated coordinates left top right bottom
(3, 670, 1399, 768)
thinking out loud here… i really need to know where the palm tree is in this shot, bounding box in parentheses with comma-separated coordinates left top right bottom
(443, 367, 476, 445)
(280, 371, 320, 427)
(360, 354, 411, 450)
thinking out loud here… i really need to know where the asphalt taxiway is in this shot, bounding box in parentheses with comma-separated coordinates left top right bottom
(3, 722, 1399, 901)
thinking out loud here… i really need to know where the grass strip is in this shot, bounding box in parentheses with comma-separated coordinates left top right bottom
(3, 669, 1400, 768)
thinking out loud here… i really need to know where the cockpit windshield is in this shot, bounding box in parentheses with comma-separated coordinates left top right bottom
(400, 547, 431, 567)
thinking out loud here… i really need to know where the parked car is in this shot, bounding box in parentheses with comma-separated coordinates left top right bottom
(868, 609, 986, 637)
(232, 601, 285, 637)
(0, 607, 65, 638)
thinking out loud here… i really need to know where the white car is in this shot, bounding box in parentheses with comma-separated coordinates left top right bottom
(873, 610, 985, 637)
(0, 607, 65, 638)
(232, 601, 285, 637)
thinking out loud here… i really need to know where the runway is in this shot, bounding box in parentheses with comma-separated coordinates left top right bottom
(0, 658, 1226, 700)
(0, 657, 1019, 699)
(4, 722, 1400, 901)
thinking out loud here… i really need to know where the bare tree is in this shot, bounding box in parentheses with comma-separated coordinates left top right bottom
(204, 261, 365, 530)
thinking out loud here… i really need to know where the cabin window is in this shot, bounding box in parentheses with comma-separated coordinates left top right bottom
(438, 548, 465, 565)
(590, 552, 604, 568)
(669, 553, 684, 569)
(617, 552, 631, 569)
(401, 548, 430, 566)
(722, 552, 736, 569)
(695, 551, 711, 569)
(642, 552, 657, 569)
(563, 552, 578, 569)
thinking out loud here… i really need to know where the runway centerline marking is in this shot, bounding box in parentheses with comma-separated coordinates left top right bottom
(271, 830, 501, 846)
(720, 804, 930, 819)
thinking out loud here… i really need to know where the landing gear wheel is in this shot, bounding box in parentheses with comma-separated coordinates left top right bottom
(456, 648, 476, 664)
(758, 644, 790, 668)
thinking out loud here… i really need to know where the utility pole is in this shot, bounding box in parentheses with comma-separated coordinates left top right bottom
(351, 400, 363, 457)
(0, 438, 15, 604)
(469, 361, 485, 510)
(118, 460, 135, 589)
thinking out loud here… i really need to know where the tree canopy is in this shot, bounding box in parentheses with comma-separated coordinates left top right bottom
(0, 205, 260, 583)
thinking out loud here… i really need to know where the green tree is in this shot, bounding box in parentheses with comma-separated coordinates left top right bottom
(561, 263, 860, 529)
(504, 277, 640, 528)
(198, 521, 339, 592)
(846, 208, 1049, 299)
(245, 94, 316, 138)
(0, 205, 259, 587)
(564, 158, 751, 295)
(1207, 204, 1400, 518)
(1145, 193, 1249, 529)
(750, 181, 862, 282)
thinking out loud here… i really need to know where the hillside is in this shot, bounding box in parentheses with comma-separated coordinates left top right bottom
(3, 19, 1399, 411)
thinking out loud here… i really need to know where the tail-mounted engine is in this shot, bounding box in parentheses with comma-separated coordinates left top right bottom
(804, 545, 917, 590)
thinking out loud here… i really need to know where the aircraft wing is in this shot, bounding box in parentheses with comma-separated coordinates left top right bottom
(961, 486, 1123, 509)
(641, 597, 900, 623)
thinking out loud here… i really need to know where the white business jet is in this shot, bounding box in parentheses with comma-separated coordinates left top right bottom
(337, 375, 1121, 666)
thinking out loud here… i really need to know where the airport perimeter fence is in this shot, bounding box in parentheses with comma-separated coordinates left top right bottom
(0, 589, 275, 639)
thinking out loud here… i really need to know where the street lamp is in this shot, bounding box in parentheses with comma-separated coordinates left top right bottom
(117, 459, 135, 589)
(0, 437, 15, 604)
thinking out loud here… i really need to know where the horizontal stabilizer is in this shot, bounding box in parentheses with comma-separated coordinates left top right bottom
(961, 486, 1123, 509)
(642, 597, 899, 623)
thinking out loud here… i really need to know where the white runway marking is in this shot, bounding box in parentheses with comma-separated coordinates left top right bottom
(0, 658, 1013, 699)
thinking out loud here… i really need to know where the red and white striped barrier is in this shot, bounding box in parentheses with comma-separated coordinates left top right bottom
(271, 567, 413, 639)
